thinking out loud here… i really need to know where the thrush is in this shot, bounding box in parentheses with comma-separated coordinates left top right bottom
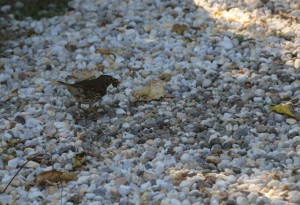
(57, 75, 120, 108)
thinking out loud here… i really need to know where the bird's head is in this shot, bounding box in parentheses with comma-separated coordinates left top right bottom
(99, 75, 120, 87)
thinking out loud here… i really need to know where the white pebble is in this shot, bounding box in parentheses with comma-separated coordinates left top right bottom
(25, 161, 40, 168)
(119, 185, 130, 196)
(294, 59, 300, 69)
(180, 153, 192, 162)
(28, 189, 44, 200)
(53, 121, 65, 129)
(141, 181, 152, 191)
(0, 194, 12, 205)
(219, 37, 233, 50)
(116, 108, 126, 115)
(179, 179, 194, 188)
(202, 79, 212, 88)
(236, 196, 250, 205)
(286, 118, 297, 125)
(77, 176, 91, 184)
(122, 123, 130, 129)
(7, 158, 19, 169)
(123, 132, 134, 139)
(288, 190, 300, 203)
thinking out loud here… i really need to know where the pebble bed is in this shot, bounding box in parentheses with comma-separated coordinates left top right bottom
(1, 0, 300, 204)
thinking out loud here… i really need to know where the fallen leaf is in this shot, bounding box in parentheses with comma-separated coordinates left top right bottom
(172, 23, 189, 35)
(132, 80, 166, 102)
(269, 103, 300, 120)
(26, 170, 77, 190)
(96, 49, 115, 57)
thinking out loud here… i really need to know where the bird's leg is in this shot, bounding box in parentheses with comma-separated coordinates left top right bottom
(78, 103, 87, 112)
(88, 102, 98, 113)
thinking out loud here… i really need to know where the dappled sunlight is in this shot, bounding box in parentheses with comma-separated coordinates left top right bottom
(193, 0, 299, 42)
(166, 166, 294, 203)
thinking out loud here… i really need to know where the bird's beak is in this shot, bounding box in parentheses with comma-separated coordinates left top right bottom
(112, 78, 121, 87)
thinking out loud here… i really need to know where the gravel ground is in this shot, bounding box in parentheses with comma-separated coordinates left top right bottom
(1, 0, 300, 204)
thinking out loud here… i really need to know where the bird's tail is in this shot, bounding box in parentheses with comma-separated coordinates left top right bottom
(50, 81, 68, 86)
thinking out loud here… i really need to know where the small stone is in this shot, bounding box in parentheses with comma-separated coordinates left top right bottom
(206, 156, 221, 164)
(7, 158, 19, 169)
(294, 59, 300, 69)
(182, 199, 192, 205)
(219, 36, 233, 50)
(180, 153, 192, 162)
(202, 79, 212, 88)
(53, 122, 65, 129)
(287, 190, 300, 203)
(143, 171, 156, 181)
(179, 179, 194, 188)
(141, 181, 152, 190)
(142, 151, 156, 160)
(286, 118, 297, 125)
(77, 176, 91, 184)
(1, 5, 11, 12)
(256, 125, 268, 133)
(119, 185, 130, 196)
(116, 108, 126, 115)
(115, 177, 128, 185)
(123, 132, 135, 139)
(247, 192, 259, 203)
(122, 123, 130, 129)
(0, 194, 12, 205)
(170, 198, 181, 205)
(28, 189, 44, 200)
(14, 115, 25, 124)
(236, 196, 250, 205)
(85, 193, 95, 200)
(160, 198, 170, 205)
(110, 188, 120, 200)
(25, 161, 40, 168)
(274, 114, 284, 123)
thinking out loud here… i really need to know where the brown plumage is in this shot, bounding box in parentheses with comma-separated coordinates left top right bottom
(57, 75, 120, 108)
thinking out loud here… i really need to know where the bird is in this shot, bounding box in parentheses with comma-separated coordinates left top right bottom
(57, 75, 120, 108)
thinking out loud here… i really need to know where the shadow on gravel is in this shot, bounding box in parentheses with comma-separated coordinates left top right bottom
(0, 0, 71, 20)
(0, 0, 71, 57)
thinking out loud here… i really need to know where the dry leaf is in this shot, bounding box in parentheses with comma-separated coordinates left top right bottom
(269, 103, 300, 120)
(96, 49, 115, 57)
(132, 80, 166, 102)
(172, 23, 189, 35)
(26, 170, 77, 190)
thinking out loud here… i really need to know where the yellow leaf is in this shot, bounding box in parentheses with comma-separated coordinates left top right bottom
(269, 103, 300, 120)
(132, 80, 166, 102)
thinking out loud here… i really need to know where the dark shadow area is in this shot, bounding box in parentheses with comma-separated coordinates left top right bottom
(0, 0, 71, 20)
